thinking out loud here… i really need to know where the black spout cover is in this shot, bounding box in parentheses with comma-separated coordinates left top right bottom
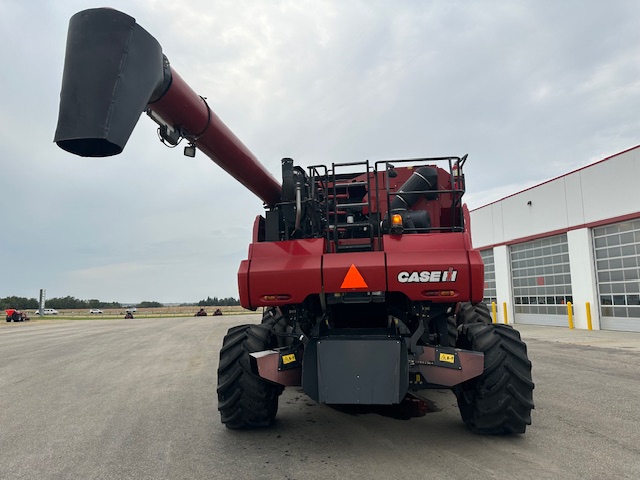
(54, 8, 166, 157)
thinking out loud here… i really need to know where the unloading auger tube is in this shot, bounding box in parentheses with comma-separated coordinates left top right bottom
(54, 8, 281, 207)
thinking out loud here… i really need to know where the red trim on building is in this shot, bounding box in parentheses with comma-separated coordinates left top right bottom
(476, 211, 640, 251)
(471, 145, 640, 212)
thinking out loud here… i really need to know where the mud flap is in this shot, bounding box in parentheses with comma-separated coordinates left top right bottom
(251, 347, 303, 386)
(411, 346, 484, 387)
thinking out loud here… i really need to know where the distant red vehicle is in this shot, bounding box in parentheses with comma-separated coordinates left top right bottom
(5, 309, 30, 322)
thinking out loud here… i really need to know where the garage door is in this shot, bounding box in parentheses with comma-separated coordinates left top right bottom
(511, 234, 572, 326)
(593, 219, 640, 332)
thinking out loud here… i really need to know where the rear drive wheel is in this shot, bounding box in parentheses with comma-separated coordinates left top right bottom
(261, 307, 294, 347)
(454, 323, 534, 434)
(217, 324, 284, 429)
(456, 302, 492, 326)
(445, 315, 458, 346)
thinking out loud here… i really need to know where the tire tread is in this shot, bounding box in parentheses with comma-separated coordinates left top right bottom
(454, 323, 535, 434)
(217, 315, 284, 429)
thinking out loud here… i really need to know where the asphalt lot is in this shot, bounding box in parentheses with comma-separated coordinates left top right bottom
(1, 315, 639, 480)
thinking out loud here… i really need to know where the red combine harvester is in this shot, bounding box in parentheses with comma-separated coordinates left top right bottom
(55, 9, 534, 434)
(5, 309, 29, 322)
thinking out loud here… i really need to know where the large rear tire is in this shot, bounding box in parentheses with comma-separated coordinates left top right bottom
(456, 302, 492, 326)
(445, 315, 458, 346)
(261, 307, 294, 347)
(217, 324, 284, 429)
(454, 323, 534, 434)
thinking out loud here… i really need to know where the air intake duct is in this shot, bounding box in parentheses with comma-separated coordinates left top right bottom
(54, 8, 170, 157)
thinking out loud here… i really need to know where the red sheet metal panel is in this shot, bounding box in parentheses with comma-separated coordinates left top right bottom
(385, 233, 472, 301)
(245, 239, 324, 307)
(322, 252, 386, 293)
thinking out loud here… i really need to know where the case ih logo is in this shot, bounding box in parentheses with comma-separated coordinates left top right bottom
(397, 268, 458, 283)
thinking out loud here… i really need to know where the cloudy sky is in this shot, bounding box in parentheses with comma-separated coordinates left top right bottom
(1, 0, 639, 304)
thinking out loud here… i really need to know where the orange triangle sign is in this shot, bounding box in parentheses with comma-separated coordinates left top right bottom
(341, 264, 368, 289)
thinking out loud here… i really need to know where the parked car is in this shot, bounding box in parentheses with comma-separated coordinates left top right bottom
(89, 309, 103, 314)
(34, 308, 59, 315)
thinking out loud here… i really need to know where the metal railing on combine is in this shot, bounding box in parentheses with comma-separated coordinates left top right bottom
(374, 156, 466, 235)
(309, 161, 376, 253)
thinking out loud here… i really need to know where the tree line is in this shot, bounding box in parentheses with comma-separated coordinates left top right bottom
(198, 296, 240, 306)
(0, 296, 122, 310)
(1, 296, 239, 310)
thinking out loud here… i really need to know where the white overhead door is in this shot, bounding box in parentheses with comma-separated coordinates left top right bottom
(593, 219, 640, 332)
(511, 234, 572, 326)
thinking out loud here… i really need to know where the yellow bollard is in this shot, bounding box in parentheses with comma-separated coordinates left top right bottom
(491, 302, 497, 324)
(502, 302, 508, 324)
(567, 301, 574, 329)
(586, 302, 593, 331)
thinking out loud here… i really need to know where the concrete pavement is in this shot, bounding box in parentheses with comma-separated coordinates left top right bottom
(513, 323, 640, 352)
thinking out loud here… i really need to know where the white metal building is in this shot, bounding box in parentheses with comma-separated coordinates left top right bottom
(470, 145, 640, 332)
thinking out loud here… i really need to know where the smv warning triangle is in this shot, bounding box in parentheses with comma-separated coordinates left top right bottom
(341, 264, 368, 289)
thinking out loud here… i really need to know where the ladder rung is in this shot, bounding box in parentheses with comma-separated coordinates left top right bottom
(332, 161, 370, 168)
(335, 181, 368, 187)
(334, 222, 371, 228)
(336, 243, 372, 252)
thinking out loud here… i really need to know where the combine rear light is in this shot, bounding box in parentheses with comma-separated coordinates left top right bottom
(261, 294, 292, 302)
(422, 290, 457, 297)
(390, 214, 403, 234)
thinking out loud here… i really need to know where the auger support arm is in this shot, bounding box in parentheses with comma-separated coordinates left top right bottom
(54, 8, 281, 206)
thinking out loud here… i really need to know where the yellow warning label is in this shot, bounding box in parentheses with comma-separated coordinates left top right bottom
(439, 353, 455, 363)
(282, 354, 296, 364)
